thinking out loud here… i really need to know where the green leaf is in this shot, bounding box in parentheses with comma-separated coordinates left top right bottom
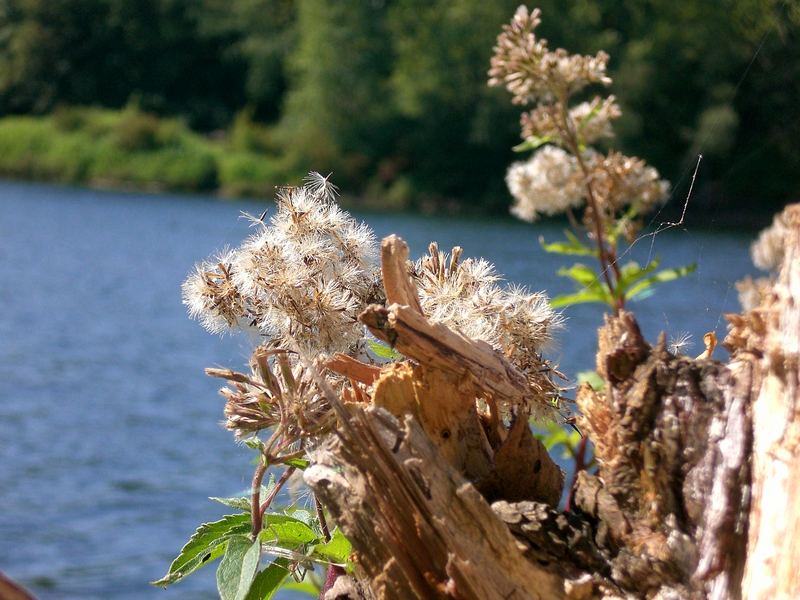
(283, 457, 310, 470)
(534, 422, 582, 460)
(557, 263, 604, 288)
(550, 289, 611, 308)
(152, 513, 252, 587)
(285, 508, 315, 526)
(259, 514, 319, 549)
(211, 476, 276, 512)
(367, 339, 403, 361)
(539, 231, 597, 257)
(624, 263, 697, 300)
(614, 258, 661, 297)
(209, 495, 253, 511)
(577, 370, 605, 392)
(243, 438, 265, 452)
(310, 529, 352, 565)
(245, 559, 291, 600)
(280, 579, 321, 596)
(217, 535, 262, 600)
(512, 135, 555, 152)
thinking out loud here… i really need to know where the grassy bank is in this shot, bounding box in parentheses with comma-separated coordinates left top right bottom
(0, 106, 296, 198)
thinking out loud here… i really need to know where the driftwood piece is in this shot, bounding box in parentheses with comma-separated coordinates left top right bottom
(305, 404, 566, 600)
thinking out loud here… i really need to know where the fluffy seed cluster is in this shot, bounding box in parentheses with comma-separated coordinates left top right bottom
(491, 8, 669, 239)
(208, 349, 334, 452)
(506, 147, 668, 227)
(506, 146, 585, 222)
(412, 242, 562, 414)
(488, 6, 610, 104)
(183, 173, 379, 357)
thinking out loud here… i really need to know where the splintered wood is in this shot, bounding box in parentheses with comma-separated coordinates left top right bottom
(306, 208, 800, 600)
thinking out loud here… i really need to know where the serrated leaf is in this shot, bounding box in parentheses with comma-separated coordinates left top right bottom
(310, 529, 351, 565)
(217, 535, 261, 600)
(512, 135, 554, 152)
(259, 514, 319, 548)
(209, 496, 253, 511)
(624, 263, 696, 300)
(285, 508, 315, 526)
(244, 559, 291, 600)
(367, 339, 403, 361)
(152, 513, 252, 587)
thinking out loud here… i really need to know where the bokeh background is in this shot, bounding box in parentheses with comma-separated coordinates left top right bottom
(0, 0, 797, 220)
(0, 1, 797, 599)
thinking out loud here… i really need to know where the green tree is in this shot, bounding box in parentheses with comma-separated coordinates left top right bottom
(274, 0, 394, 187)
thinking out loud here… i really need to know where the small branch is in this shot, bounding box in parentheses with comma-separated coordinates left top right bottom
(250, 462, 268, 538)
(558, 98, 621, 312)
(564, 436, 589, 513)
(316, 495, 332, 542)
(259, 466, 296, 519)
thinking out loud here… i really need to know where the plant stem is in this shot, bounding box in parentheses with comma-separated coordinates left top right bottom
(565, 436, 589, 513)
(258, 466, 295, 519)
(250, 462, 268, 538)
(557, 98, 623, 312)
(315, 496, 332, 543)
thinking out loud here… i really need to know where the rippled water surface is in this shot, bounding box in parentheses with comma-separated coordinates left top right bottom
(0, 181, 759, 599)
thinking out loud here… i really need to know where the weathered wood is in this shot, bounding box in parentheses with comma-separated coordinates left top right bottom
(305, 405, 566, 600)
(739, 204, 800, 600)
(575, 313, 752, 599)
(306, 209, 800, 600)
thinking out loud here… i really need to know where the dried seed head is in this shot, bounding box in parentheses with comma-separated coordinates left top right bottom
(183, 173, 379, 357)
(413, 243, 563, 417)
(209, 349, 335, 451)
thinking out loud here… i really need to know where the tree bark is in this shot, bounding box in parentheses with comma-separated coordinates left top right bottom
(305, 206, 800, 599)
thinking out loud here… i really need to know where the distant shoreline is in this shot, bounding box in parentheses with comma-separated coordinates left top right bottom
(0, 107, 778, 231)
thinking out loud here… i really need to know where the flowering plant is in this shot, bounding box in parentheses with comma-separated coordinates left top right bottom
(490, 6, 695, 312)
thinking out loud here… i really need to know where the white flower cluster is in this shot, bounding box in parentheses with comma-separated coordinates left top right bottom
(506, 146, 585, 222)
(183, 173, 379, 357)
(412, 242, 562, 411)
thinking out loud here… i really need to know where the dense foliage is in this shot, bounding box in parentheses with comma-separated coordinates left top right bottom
(0, 0, 797, 215)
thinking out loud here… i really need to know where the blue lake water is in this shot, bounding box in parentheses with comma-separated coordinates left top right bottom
(0, 181, 760, 599)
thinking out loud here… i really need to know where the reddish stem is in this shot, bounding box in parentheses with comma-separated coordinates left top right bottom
(565, 436, 589, 513)
(250, 462, 267, 538)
